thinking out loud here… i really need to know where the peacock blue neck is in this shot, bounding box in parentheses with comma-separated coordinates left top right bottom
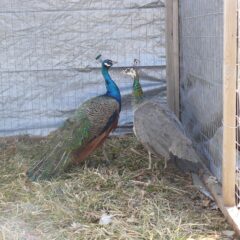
(102, 66, 121, 107)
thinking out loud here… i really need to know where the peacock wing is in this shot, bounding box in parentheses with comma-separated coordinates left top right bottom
(66, 95, 120, 153)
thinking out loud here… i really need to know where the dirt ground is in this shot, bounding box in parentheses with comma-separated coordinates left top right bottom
(0, 135, 235, 240)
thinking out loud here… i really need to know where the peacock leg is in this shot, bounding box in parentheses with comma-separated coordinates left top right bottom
(164, 157, 168, 169)
(102, 142, 110, 165)
(148, 151, 152, 169)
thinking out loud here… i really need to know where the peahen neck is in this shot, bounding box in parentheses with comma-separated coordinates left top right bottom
(132, 72, 143, 106)
(102, 66, 121, 107)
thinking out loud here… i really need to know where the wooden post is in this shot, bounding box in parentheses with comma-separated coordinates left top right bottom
(166, 0, 180, 118)
(172, 0, 180, 118)
(202, 173, 240, 235)
(222, 0, 237, 206)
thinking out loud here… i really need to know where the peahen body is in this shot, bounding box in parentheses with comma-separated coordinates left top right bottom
(27, 57, 121, 181)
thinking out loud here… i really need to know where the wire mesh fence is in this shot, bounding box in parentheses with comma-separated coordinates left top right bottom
(0, 0, 166, 137)
(179, 0, 240, 211)
(179, 0, 224, 181)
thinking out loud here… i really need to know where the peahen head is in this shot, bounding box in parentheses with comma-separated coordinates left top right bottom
(122, 62, 143, 105)
(122, 59, 140, 80)
(122, 67, 139, 79)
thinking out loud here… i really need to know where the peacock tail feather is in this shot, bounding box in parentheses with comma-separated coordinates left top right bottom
(27, 96, 120, 181)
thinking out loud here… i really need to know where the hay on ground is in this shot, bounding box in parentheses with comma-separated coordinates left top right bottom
(0, 135, 230, 239)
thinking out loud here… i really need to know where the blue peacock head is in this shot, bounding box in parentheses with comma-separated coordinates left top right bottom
(96, 54, 117, 69)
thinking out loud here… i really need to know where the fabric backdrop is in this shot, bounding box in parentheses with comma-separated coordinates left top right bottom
(0, 0, 166, 136)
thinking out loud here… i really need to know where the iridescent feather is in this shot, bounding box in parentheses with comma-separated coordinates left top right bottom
(27, 58, 121, 181)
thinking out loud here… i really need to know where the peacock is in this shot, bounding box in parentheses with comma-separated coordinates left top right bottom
(123, 59, 155, 169)
(27, 55, 121, 181)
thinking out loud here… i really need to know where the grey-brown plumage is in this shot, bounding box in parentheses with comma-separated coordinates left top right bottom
(133, 99, 201, 172)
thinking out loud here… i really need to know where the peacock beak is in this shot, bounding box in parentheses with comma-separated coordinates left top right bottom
(111, 60, 118, 65)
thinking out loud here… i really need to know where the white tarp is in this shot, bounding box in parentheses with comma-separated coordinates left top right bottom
(0, 0, 166, 136)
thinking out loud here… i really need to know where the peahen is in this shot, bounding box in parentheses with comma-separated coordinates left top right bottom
(27, 55, 121, 181)
(123, 60, 201, 172)
(123, 60, 155, 169)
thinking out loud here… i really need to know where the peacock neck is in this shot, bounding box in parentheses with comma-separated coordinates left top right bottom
(102, 66, 121, 107)
(132, 74, 143, 105)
